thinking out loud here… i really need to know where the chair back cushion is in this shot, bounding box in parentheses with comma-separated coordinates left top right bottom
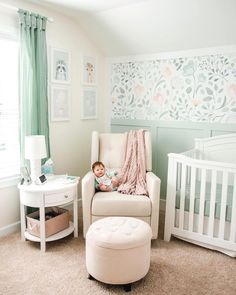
(91, 131, 152, 171)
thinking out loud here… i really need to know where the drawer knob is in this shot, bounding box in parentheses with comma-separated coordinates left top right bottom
(64, 195, 68, 198)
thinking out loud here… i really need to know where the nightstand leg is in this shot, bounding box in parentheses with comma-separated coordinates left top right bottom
(20, 203, 26, 241)
(40, 205, 46, 252)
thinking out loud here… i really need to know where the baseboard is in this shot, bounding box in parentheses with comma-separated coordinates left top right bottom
(0, 221, 20, 238)
(160, 198, 166, 212)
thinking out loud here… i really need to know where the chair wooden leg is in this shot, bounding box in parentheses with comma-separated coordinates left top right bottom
(123, 283, 131, 292)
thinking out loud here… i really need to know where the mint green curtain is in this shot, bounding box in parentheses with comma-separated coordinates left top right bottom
(18, 9, 50, 164)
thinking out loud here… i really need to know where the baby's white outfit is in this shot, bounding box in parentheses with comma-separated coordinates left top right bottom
(95, 169, 117, 191)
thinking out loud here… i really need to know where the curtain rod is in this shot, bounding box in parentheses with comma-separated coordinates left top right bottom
(0, 1, 54, 22)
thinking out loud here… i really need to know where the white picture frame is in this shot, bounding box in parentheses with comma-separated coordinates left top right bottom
(51, 47, 71, 84)
(51, 85, 71, 121)
(81, 87, 97, 119)
(82, 55, 96, 85)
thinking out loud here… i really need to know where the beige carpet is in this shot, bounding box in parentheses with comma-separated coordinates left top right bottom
(0, 212, 235, 295)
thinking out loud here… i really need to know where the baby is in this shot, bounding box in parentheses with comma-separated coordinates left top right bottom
(92, 161, 119, 192)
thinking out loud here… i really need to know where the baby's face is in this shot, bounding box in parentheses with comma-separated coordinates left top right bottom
(94, 165, 105, 177)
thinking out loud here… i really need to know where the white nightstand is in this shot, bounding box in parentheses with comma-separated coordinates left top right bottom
(18, 176, 79, 252)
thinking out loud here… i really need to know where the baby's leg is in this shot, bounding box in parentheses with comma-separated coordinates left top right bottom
(112, 177, 119, 188)
(99, 184, 111, 192)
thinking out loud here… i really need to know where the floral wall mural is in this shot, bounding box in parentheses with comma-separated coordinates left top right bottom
(111, 54, 236, 123)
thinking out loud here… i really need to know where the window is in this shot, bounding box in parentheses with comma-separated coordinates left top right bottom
(0, 37, 20, 179)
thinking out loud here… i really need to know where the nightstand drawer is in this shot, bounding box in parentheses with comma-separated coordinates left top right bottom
(45, 187, 75, 206)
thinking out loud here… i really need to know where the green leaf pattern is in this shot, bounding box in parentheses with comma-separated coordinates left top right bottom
(111, 54, 236, 122)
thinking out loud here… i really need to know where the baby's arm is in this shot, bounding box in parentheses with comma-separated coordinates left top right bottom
(105, 169, 119, 188)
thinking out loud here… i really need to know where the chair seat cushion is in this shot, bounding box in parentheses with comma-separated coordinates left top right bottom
(92, 191, 151, 217)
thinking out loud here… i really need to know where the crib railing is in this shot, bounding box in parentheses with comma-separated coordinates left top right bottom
(164, 153, 236, 256)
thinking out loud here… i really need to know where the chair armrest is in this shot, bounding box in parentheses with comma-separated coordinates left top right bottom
(146, 172, 161, 203)
(146, 172, 161, 239)
(82, 171, 95, 237)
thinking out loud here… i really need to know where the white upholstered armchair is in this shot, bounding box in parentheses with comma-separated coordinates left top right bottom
(82, 131, 161, 239)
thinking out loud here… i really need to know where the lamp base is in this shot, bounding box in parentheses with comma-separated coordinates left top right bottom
(30, 159, 41, 181)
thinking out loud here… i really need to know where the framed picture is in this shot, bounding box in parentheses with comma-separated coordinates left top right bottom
(81, 87, 97, 119)
(51, 47, 71, 83)
(82, 55, 96, 85)
(20, 167, 32, 185)
(51, 85, 70, 121)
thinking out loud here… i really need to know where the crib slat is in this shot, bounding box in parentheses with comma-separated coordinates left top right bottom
(229, 174, 236, 242)
(179, 163, 186, 230)
(208, 170, 217, 237)
(189, 166, 196, 232)
(198, 168, 206, 234)
(177, 163, 181, 191)
(219, 171, 228, 239)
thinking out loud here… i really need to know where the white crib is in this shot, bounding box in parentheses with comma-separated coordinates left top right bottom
(164, 133, 236, 257)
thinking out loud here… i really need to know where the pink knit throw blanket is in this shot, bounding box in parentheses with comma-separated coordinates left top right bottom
(117, 129, 148, 196)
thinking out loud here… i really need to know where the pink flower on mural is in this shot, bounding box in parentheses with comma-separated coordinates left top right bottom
(228, 84, 236, 98)
(133, 84, 145, 96)
(152, 93, 164, 105)
(163, 67, 172, 78)
(192, 98, 202, 106)
(161, 62, 174, 79)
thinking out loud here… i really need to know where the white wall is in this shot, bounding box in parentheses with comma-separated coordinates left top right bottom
(0, 0, 107, 235)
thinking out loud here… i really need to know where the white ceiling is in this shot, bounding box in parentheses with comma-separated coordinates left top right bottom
(29, 0, 236, 57)
(34, 0, 147, 12)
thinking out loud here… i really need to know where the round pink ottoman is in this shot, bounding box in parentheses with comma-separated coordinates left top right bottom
(86, 217, 152, 292)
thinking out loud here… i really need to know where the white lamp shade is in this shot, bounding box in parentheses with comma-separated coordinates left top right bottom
(25, 135, 47, 160)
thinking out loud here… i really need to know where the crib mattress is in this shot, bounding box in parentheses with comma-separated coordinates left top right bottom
(176, 182, 233, 222)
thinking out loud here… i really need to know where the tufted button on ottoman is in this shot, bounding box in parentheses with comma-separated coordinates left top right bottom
(86, 217, 152, 292)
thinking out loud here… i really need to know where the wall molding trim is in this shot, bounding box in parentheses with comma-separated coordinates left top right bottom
(107, 44, 236, 63)
(111, 118, 236, 132)
(111, 119, 236, 199)
(0, 221, 20, 238)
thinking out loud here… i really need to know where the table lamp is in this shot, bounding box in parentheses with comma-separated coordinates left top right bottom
(25, 135, 47, 181)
